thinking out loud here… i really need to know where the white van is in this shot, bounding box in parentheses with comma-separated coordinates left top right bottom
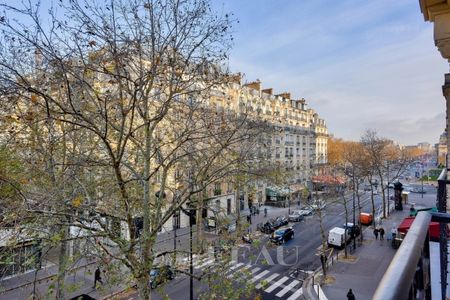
(327, 227, 348, 247)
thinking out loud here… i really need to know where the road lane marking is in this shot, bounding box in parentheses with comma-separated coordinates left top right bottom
(256, 273, 280, 289)
(250, 270, 270, 283)
(286, 287, 303, 300)
(275, 279, 300, 297)
(264, 276, 289, 293)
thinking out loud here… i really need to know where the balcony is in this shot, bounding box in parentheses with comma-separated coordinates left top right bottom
(373, 168, 449, 300)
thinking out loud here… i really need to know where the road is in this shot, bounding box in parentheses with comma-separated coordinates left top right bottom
(120, 183, 437, 300)
(121, 190, 395, 300)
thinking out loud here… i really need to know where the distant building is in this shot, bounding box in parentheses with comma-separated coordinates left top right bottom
(436, 130, 447, 167)
(418, 142, 432, 153)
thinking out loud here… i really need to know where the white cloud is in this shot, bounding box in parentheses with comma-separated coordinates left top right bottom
(226, 1, 448, 144)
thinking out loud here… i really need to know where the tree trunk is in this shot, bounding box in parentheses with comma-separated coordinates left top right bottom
(342, 193, 349, 258)
(196, 192, 205, 254)
(235, 181, 241, 232)
(56, 225, 68, 299)
(356, 181, 363, 241)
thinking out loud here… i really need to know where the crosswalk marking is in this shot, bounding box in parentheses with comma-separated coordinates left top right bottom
(286, 287, 303, 300)
(250, 267, 261, 274)
(256, 273, 280, 289)
(264, 276, 289, 293)
(226, 262, 243, 273)
(250, 270, 270, 283)
(276, 280, 300, 297)
(227, 263, 248, 278)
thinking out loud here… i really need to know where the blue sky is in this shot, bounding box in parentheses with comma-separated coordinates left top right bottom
(217, 0, 449, 145)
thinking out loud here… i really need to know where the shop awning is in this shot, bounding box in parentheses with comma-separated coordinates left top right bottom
(266, 186, 290, 197)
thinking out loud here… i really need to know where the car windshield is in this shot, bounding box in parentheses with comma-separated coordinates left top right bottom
(275, 230, 285, 235)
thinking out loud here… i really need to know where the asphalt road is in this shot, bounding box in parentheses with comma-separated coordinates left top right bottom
(120, 183, 437, 300)
(121, 189, 398, 300)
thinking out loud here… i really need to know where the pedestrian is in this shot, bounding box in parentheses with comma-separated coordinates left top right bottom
(264, 207, 267, 217)
(379, 227, 385, 240)
(257, 208, 260, 215)
(347, 288, 356, 300)
(93, 267, 103, 289)
(247, 214, 252, 224)
(373, 228, 379, 240)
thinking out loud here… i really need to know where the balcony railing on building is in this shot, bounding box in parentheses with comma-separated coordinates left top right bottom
(373, 168, 449, 300)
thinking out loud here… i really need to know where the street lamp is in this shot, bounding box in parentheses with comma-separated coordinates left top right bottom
(288, 187, 291, 214)
(180, 203, 195, 300)
(352, 168, 356, 251)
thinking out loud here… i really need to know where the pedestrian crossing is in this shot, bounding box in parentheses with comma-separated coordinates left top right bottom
(190, 255, 307, 299)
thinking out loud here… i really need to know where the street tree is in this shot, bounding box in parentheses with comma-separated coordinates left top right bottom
(0, 1, 268, 299)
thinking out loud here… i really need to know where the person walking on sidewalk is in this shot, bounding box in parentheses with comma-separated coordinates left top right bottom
(264, 207, 267, 217)
(373, 228, 379, 240)
(93, 267, 103, 289)
(347, 288, 356, 300)
(379, 227, 385, 240)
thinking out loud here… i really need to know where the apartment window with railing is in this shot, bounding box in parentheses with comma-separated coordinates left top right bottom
(214, 182, 221, 196)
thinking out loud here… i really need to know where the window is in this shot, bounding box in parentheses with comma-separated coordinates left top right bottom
(214, 183, 221, 196)
(227, 198, 232, 215)
(173, 213, 180, 229)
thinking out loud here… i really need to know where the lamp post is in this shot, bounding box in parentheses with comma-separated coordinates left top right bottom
(180, 203, 195, 300)
(189, 211, 193, 300)
(386, 162, 390, 217)
(288, 187, 291, 214)
(421, 167, 424, 199)
(352, 167, 356, 250)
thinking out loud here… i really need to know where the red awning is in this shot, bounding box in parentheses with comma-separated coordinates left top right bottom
(312, 175, 345, 185)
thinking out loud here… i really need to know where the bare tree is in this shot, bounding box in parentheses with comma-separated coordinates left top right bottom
(0, 1, 269, 299)
(361, 130, 391, 218)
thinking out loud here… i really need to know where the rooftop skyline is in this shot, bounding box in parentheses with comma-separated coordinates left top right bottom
(219, 0, 448, 145)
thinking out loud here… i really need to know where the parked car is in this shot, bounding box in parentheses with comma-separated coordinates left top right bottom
(270, 227, 294, 245)
(150, 265, 175, 289)
(410, 187, 426, 194)
(288, 210, 304, 222)
(273, 216, 289, 228)
(310, 200, 326, 211)
(258, 220, 275, 234)
(298, 208, 313, 216)
(341, 223, 361, 237)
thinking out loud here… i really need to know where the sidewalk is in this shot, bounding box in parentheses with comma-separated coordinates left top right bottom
(0, 225, 217, 299)
(310, 207, 411, 300)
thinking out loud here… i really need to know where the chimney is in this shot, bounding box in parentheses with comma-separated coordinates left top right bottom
(228, 72, 242, 84)
(244, 79, 261, 91)
(262, 88, 273, 95)
(276, 92, 291, 100)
